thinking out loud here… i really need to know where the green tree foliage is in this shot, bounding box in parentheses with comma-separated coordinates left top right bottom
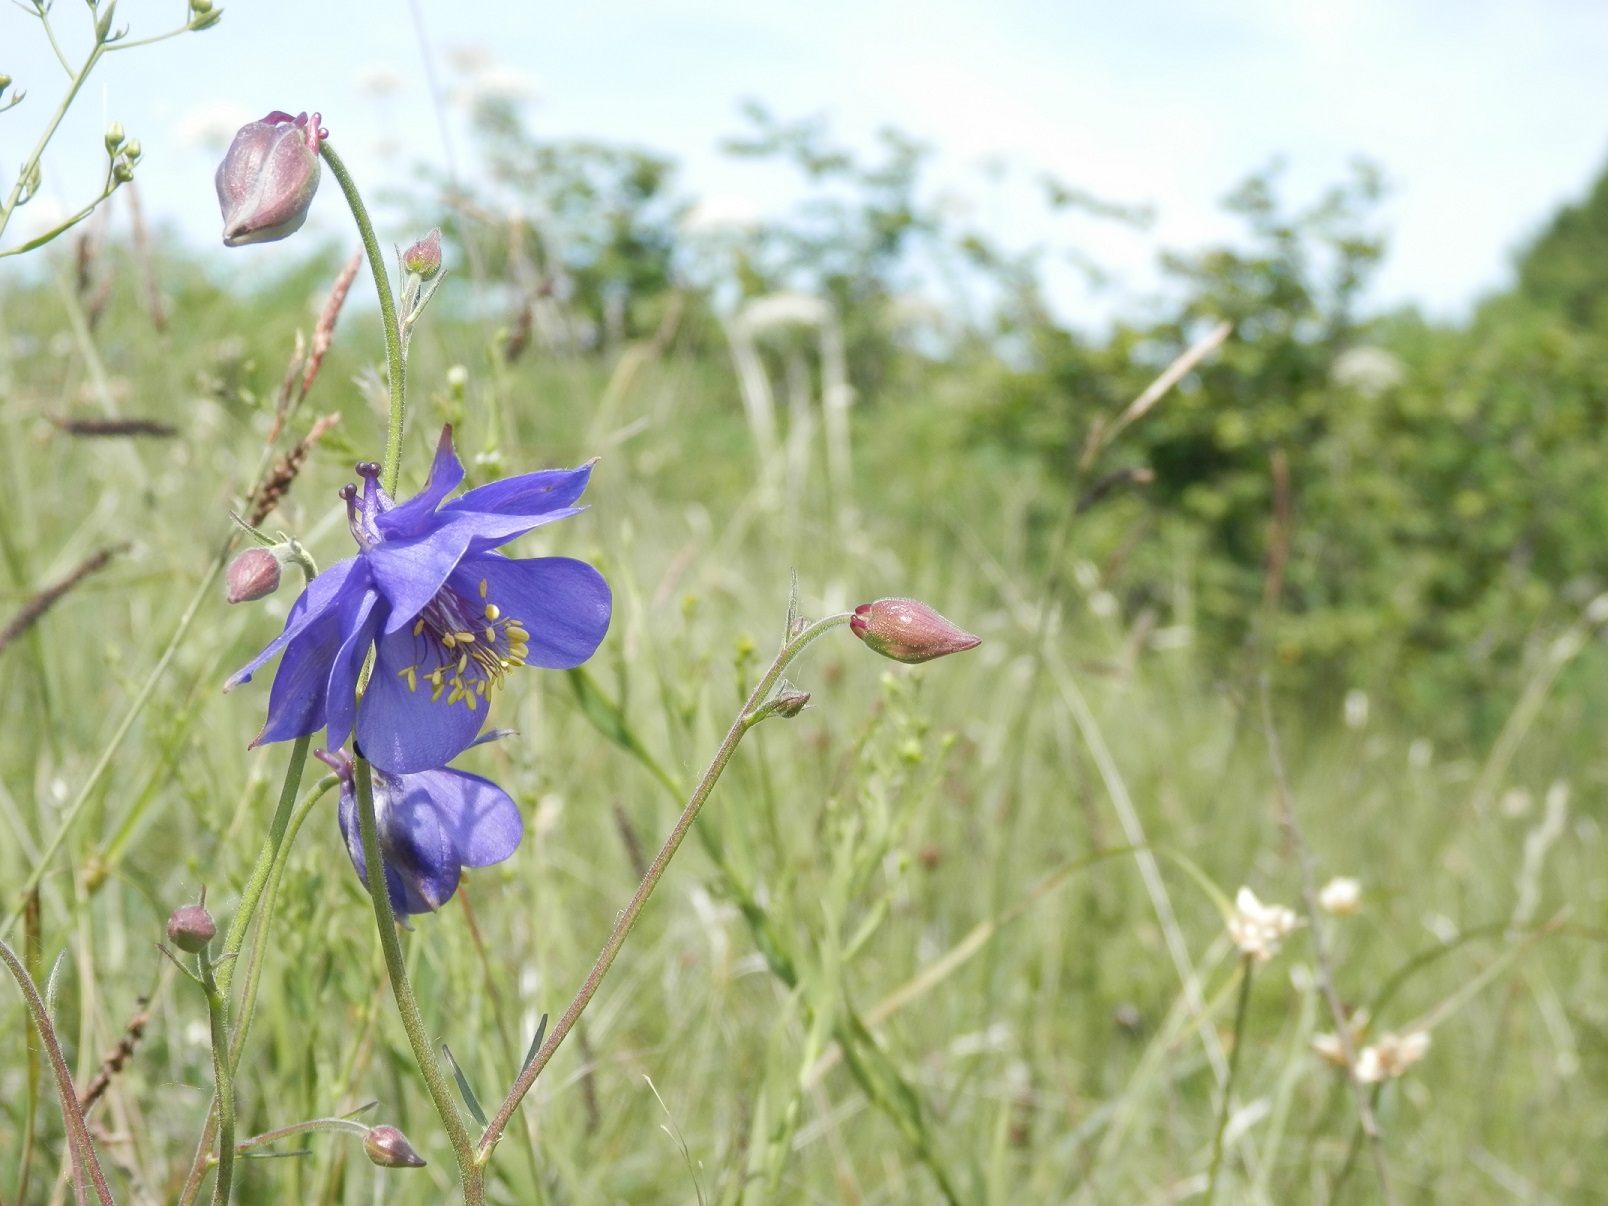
(434, 102, 1608, 738)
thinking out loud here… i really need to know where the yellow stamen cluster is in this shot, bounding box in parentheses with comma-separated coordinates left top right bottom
(394, 578, 532, 712)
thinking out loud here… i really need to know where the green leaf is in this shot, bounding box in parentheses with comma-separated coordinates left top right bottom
(441, 1042, 489, 1129)
(520, 1013, 549, 1075)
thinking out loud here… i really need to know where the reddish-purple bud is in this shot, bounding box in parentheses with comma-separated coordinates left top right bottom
(166, 904, 216, 953)
(849, 598, 980, 665)
(215, 111, 324, 247)
(226, 547, 281, 604)
(364, 1125, 427, 1169)
(401, 228, 442, 280)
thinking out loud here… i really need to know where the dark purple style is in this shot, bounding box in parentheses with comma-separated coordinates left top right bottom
(227, 426, 611, 774)
(317, 747, 523, 916)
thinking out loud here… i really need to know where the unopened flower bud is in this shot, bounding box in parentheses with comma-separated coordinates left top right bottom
(112, 158, 135, 184)
(364, 1125, 427, 1169)
(189, 7, 221, 29)
(189, 0, 212, 11)
(123, 139, 141, 162)
(0, 75, 12, 97)
(773, 688, 810, 718)
(401, 228, 442, 280)
(104, 122, 124, 155)
(226, 547, 282, 603)
(95, 0, 117, 42)
(215, 111, 323, 247)
(166, 904, 216, 953)
(849, 598, 980, 665)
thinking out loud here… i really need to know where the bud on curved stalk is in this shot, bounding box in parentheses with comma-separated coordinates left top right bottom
(226, 547, 282, 604)
(772, 687, 810, 718)
(166, 903, 216, 953)
(215, 111, 325, 247)
(364, 1124, 427, 1168)
(401, 228, 442, 280)
(104, 123, 124, 156)
(849, 598, 980, 664)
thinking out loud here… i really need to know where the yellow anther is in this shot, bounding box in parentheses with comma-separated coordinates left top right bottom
(442, 632, 457, 649)
(485, 626, 497, 642)
(509, 642, 529, 661)
(457, 653, 469, 674)
(455, 631, 476, 644)
(430, 683, 444, 703)
(447, 685, 464, 705)
(506, 624, 530, 642)
(397, 666, 418, 693)
(465, 692, 478, 712)
(413, 618, 425, 637)
(484, 603, 500, 621)
(479, 578, 488, 598)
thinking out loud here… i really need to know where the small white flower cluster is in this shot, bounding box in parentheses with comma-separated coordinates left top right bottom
(1228, 887, 1300, 963)
(1354, 1031, 1432, 1084)
(1318, 876, 1362, 916)
(1312, 1014, 1431, 1085)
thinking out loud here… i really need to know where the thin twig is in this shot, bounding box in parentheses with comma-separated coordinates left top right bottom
(77, 999, 148, 1113)
(478, 613, 854, 1157)
(1259, 677, 1396, 1206)
(48, 417, 176, 438)
(0, 543, 129, 657)
(0, 937, 116, 1205)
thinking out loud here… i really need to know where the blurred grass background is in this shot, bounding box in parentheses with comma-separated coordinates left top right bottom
(3, 93, 1608, 1204)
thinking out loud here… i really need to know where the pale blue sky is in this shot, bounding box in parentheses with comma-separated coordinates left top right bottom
(4, 0, 1608, 325)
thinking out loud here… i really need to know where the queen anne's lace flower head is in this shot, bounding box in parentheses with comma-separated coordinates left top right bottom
(227, 426, 611, 774)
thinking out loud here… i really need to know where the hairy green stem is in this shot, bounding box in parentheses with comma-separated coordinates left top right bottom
(228, 1116, 371, 1157)
(218, 738, 310, 993)
(177, 772, 339, 1206)
(353, 759, 482, 1202)
(0, 43, 104, 243)
(0, 936, 115, 1205)
(1205, 956, 1255, 1205)
(199, 947, 235, 1205)
(477, 612, 853, 1160)
(318, 141, 407, 495)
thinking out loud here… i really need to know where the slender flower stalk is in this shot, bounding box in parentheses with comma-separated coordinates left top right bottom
(352, 758, 484, 1200)
(0, 937, 115, 1205)
(477, 611, 854, 1159)
(177, 770, 341, 1206)
(1205, 954, 1256, 1206)
(198, 943, 236, 1206)
(317, 140, 407, 495)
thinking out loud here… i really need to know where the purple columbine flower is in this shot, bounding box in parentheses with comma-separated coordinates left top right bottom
(226, 426, 611, 774)
(317, 747, 523, 916)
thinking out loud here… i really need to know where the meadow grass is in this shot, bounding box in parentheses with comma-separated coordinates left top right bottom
(1, 252, 1605, 1204)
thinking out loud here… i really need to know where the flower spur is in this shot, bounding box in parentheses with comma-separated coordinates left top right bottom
(227, 426, 611, 774)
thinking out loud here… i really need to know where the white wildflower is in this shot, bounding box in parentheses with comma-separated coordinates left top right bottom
(1354, 1031, 1431, 1084)
(1318, 876, 1362, 916)
(1227, 886, 1299, 963)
